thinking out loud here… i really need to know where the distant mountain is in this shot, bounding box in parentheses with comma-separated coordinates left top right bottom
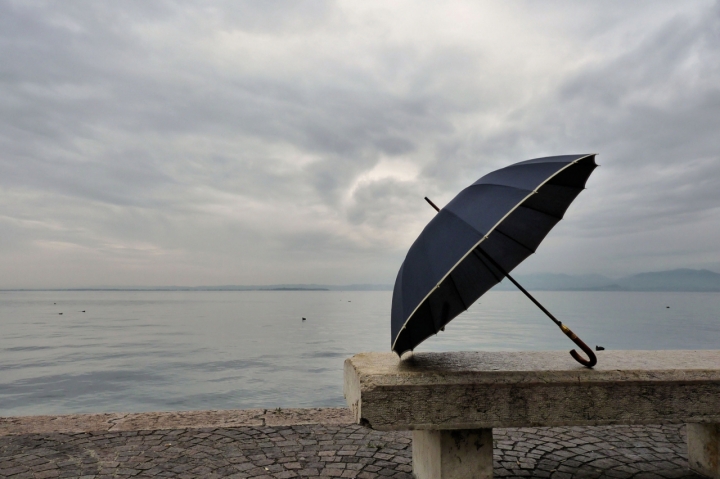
(615, 269, 720, 292)
(494, 273, 614, 291)
(494, 269, 720, 292)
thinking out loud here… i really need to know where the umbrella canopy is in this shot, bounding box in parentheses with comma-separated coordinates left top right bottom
(391, 154, 598, 356)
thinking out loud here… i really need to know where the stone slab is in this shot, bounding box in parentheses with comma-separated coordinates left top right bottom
(0, 407, 353, 436)
(688, 423, 720, 479)
(344, 350, 720, 430)
(0, 412, 122, 436)
(264, 406, 355, 426)
(413, 428, 493, 479)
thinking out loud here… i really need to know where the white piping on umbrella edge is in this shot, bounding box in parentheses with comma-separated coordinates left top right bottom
(391, 154, 596, 354)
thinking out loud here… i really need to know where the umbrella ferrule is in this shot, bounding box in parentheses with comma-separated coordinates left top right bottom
(560, 324, 577, 340)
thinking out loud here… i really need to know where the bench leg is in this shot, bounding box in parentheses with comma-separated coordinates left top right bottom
(688, 423, 720, 479)
(412, 429, 493, 479)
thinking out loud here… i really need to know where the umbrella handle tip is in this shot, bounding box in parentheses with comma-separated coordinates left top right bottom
(570, 348, 597, 368)
(560, 324, 598, 368)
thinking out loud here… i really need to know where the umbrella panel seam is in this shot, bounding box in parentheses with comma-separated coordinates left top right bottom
(490, 227, 537, 254)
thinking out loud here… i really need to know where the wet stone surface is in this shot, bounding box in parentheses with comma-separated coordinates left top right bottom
(0, 424, 702, 478)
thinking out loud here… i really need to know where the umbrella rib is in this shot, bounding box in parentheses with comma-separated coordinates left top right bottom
(447, 273, 469, 311)
(515, 203, 564, 221)
(491, 228, 536, 254)
(472, 248, 504, 283)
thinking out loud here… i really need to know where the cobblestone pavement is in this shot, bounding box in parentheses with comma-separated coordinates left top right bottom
(0, 423, 703, 479)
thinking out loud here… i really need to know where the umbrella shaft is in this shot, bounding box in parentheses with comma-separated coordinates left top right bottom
(475, 247, 596, 367)
(424, 197, 440, 212)
(474, 247, 564, 328)
(424, 196, 562, 328)
(495, 262, 562, 328)
(422, 196, 595, 367)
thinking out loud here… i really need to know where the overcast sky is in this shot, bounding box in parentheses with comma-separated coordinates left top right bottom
(1, 1, 719, 288)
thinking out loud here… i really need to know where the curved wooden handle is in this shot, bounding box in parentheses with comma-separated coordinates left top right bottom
(560, 324, 597, 368)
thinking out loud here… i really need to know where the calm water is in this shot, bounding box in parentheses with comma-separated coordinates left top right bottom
(1, 290, 718, 417)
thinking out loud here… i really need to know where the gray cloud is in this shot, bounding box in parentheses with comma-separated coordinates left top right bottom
(1, 0, 719, 287)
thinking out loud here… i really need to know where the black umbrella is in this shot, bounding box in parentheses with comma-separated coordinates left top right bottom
(391, 154, 598, 367)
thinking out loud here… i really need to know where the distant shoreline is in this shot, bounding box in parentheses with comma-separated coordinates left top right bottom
(2, 287, 720, 292)
(3, 269, 720, 292)
(0, 286, 381, 292)
(0, 287, 333, 292)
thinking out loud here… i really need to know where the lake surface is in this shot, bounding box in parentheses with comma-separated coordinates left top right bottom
(1, 290, 718, 417)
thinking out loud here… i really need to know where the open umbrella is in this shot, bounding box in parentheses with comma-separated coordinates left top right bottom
(391, 154, 598, 367)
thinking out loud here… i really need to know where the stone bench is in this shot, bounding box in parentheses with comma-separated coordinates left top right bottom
(344, 350, 720, 479)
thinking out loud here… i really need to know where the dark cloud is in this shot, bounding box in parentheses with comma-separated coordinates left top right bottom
(0, 1, 718, 287)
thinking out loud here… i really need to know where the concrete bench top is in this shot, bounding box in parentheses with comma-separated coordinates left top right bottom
(346, 350, 720, 385)
(344, 350, 720, 430)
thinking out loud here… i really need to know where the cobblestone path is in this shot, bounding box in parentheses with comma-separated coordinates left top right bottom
(0, 424, 701, 478)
